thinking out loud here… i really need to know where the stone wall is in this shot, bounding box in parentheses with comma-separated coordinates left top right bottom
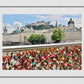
(2, 31, 82, 44)
(62, 31, 82, 42)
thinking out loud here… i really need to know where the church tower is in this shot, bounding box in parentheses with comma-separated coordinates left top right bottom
(68, 18, 75, 30)
(55, 21, 57, 27)
(4, 26, 7, 34)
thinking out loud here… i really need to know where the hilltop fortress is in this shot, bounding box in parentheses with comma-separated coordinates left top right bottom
(3, 18, 82, 45)
(26, 20, 51, 27)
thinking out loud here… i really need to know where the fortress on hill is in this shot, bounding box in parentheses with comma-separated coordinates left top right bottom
(3, 18, 82, 45)
(26, 20, 51, 27)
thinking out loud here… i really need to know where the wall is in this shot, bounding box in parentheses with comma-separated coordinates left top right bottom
(2, 31, 82, 44)
(62, 31, 82, 42)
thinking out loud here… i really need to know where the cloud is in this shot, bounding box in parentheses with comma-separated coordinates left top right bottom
(3, 21, 23, 33)
(35, 14, 65, 26)
(50, 21, 62, 26)
(75, 24, 82, 28)
(50, 21, 56, 25)
(35, 15, 47, 19)
(35, 14, 63, 21)
(35, 14, 82, 27)
(13, 21, 22, 29)
(3, 23, 15, 33)
(6, 23, 15, 33)
(74, 18, 82, 28)
(64, 17, 70, 21)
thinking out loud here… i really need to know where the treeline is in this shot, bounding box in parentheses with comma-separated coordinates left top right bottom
(26, 25, 54, 30)
(28, 34, 46, 44)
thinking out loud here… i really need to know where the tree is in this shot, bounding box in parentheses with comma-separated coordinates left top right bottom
(27, 34, 35, 44)
(39, 34, 46, 44)
(27, 25, 54, 30)
(28, 34, 46, 44)
(51, 27, 65, 43)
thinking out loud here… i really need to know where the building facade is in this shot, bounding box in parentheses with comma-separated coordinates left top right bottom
(3, 18, 82, 45)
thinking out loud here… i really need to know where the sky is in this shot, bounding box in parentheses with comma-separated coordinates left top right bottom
(3, 14, 82, 33)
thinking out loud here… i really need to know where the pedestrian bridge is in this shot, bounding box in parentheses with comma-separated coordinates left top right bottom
(3, 42, 82, 52)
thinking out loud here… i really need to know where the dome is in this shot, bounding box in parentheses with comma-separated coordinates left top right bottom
(15, 27, 21, 32)
(68, 18, 74, 24)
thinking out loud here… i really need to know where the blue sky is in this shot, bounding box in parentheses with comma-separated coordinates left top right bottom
(3, 14, 82, 33)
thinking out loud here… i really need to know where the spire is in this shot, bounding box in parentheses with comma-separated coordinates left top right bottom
(5, 25, 6, 29)
(56, 21, 57, 27)
(4, 25, 7, 33)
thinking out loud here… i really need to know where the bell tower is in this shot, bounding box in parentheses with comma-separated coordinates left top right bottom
(68, 18, 75, 30)
(4, 26, 7, 34)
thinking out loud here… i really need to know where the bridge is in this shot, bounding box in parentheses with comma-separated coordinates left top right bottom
(3, 42, 81, 52)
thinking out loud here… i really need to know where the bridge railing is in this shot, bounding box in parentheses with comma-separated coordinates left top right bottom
(2, 42, 82, 52)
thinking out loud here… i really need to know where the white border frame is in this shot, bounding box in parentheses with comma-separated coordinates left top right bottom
(0, 7, 84, 77)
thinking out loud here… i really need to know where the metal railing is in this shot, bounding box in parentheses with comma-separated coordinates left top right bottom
(2, 42, 82, 52)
